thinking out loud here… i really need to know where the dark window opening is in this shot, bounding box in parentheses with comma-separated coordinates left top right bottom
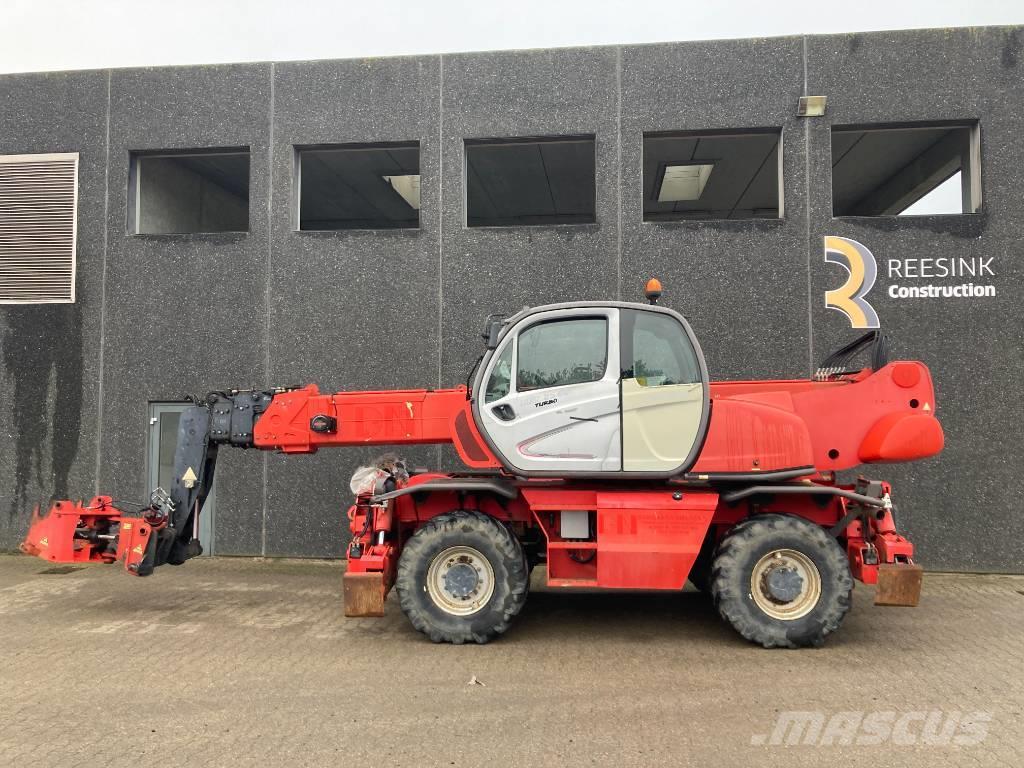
(517, 318, 607, 391)
(297, 143, 420, 230)
(831, 124, 981, 217)
(643, 130, 782, 221)
(130, 149, 250, 234)
(466, 136, 596, 227)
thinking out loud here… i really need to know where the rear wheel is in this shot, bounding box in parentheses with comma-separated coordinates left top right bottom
(710, 514, 852, 648)
(396, 510, 528, 644)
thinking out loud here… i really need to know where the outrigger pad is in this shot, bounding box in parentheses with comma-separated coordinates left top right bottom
(874, 563, 923, 607)
(343, 572, 386, 617)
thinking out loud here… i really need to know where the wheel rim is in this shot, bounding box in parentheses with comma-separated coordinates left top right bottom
(749, 548, 822, 620)
(425, 545, 495, 616)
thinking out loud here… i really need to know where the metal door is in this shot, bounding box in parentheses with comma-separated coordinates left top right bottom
(478, 307, 621, 473)
(147, 403, 215, 555)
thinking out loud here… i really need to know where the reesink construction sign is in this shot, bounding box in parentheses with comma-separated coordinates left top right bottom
(824, 236, 997, 329)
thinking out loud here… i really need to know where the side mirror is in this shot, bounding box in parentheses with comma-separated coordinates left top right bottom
(482, 315, 506, 349)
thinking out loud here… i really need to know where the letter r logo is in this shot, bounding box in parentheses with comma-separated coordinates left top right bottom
(824, 236, 880, 329)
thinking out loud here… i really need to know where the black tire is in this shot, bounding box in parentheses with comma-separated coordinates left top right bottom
(710, 514, 853, 649)
(687, 529, 716, 593)
(396, 510, 528, 644)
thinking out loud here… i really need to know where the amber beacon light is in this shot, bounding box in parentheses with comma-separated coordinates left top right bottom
(645, 278, 663, 304)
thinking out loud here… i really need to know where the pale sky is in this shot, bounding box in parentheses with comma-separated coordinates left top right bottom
(899, 173, 963, 216)
(2, 0, 1022, 74)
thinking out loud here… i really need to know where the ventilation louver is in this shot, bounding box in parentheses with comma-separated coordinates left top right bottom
(0, 153, 78, 304)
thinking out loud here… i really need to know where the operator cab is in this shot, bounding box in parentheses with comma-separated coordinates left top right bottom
(473, 291, 709, 477)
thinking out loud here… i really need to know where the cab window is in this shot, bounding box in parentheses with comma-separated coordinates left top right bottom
(517, 318, 608, 392)
(484, 343, 513, 403)
(627, 311, 701, 387)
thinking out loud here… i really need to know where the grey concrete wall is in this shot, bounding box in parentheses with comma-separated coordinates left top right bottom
(1, 26, 1021, 571)
(0, 70, 107, 552)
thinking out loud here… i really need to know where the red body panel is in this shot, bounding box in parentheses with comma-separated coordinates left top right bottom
(449, 401, 502, 469)
(691, 397, 815, 473)
(697, 361, 942, 473)
(514, 487, 717, 588)
(594, 491, 717, 589)
(859, 412, 945, 463)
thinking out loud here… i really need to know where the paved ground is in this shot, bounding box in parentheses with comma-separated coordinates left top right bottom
(0, 555, 1021, 767)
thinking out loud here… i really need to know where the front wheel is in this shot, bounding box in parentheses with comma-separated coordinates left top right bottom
(396, 510, 528, 644)
(711, 514, 853, 648)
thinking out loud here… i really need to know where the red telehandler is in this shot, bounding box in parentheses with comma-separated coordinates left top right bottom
(21, 281, 943, 647)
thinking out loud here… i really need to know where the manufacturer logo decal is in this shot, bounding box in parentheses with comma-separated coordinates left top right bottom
(824, 236, 880, 329)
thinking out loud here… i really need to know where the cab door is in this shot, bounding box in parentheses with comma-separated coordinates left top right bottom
(619, 308, 707, 472)
(478, 308, 621, 473)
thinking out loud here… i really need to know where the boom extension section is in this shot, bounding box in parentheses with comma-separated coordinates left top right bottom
(23, 385, 471, 575)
